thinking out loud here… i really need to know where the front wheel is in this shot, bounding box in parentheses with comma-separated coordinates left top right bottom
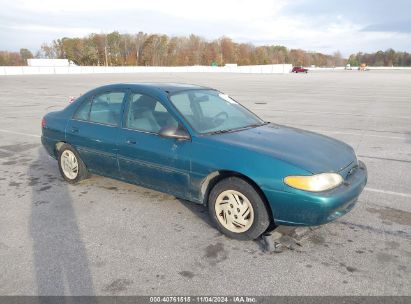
(208, 177, 270, 240)
(58, 143, 89, 184)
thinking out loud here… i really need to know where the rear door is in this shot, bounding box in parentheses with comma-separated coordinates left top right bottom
(66, 90, 126, 178)
(117, 91, 191, 198)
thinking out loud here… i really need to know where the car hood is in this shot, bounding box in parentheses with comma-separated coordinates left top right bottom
(206, 124, 355, 174)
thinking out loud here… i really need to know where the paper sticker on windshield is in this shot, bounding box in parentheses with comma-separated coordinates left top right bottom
(219, 93, 237, 104)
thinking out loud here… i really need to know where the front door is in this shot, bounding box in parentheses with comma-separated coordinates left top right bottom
(117, 92, 191, 198)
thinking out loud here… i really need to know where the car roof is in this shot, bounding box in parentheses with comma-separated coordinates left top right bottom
(94, 82, 212, 94)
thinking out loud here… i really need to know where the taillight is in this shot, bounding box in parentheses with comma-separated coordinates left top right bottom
(41, 117, 46, 128)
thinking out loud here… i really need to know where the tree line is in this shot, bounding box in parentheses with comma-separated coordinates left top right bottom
(1, 31, 411, 67)
(347, 49, 411, 67)
(0, 48, 34, 66)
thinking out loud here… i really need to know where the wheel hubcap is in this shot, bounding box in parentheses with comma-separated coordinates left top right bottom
(60, 150, 79, 179)
(215, 190, 254, 233)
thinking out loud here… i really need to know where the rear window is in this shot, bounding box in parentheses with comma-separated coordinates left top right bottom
(73, 99, 91, 121)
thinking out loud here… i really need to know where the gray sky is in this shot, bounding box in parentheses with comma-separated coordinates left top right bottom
(1, 0, 410, 56)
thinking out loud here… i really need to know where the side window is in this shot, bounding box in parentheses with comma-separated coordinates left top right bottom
(154, 102, 167, 112)
(126, 93, 178, 133)
(89, 92, 125, 126)
(73, 98, 92, 121)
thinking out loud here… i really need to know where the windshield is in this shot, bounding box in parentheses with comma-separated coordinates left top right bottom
(169, 89, 264, 134)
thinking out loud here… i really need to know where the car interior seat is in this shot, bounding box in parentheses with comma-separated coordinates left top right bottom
(128, 95, 161, 132)
(90, 96, 118, 125)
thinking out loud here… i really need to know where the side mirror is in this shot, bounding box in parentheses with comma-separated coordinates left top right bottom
(159, 125, 190, 141)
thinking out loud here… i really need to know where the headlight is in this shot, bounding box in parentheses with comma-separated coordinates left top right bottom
(284, 173, 343, 192)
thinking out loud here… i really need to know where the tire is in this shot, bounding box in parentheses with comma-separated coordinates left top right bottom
(57, 143, 89, 184)
(208, 177, 270, 240)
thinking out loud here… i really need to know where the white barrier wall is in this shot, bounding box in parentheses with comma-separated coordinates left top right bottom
(366, 66, 411, 70)
(308, 66, 411, 71)
(0, 64, 293, 75)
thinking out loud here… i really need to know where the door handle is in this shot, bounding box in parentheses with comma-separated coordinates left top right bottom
(126, 139, 136, 145)
(71, 127, 79, 133)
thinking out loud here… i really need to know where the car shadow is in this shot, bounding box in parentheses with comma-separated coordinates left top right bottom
(176, 198, 216, 230)
(28, 148, 95, 296)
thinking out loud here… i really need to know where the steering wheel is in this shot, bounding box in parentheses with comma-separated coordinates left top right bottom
(212, 111, 228, 127)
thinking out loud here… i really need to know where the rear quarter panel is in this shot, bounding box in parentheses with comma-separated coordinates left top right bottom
(42, 111, 69, 158)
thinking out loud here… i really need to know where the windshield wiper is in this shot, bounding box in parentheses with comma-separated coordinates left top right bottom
(208, 129, 233, 135)
(208, 122, 269, 135)
(234, 121, 269, 131)
(246, 121, 269, 128)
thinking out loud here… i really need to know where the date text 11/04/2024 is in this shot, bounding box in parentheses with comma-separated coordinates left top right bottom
(149, 296, 257, 303)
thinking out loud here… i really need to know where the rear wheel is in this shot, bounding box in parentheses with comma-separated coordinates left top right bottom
(208, 177, 270, 240)
(58, 144, 89, 184)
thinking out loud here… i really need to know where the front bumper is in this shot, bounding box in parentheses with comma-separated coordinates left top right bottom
(264, 160, 368, 226)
